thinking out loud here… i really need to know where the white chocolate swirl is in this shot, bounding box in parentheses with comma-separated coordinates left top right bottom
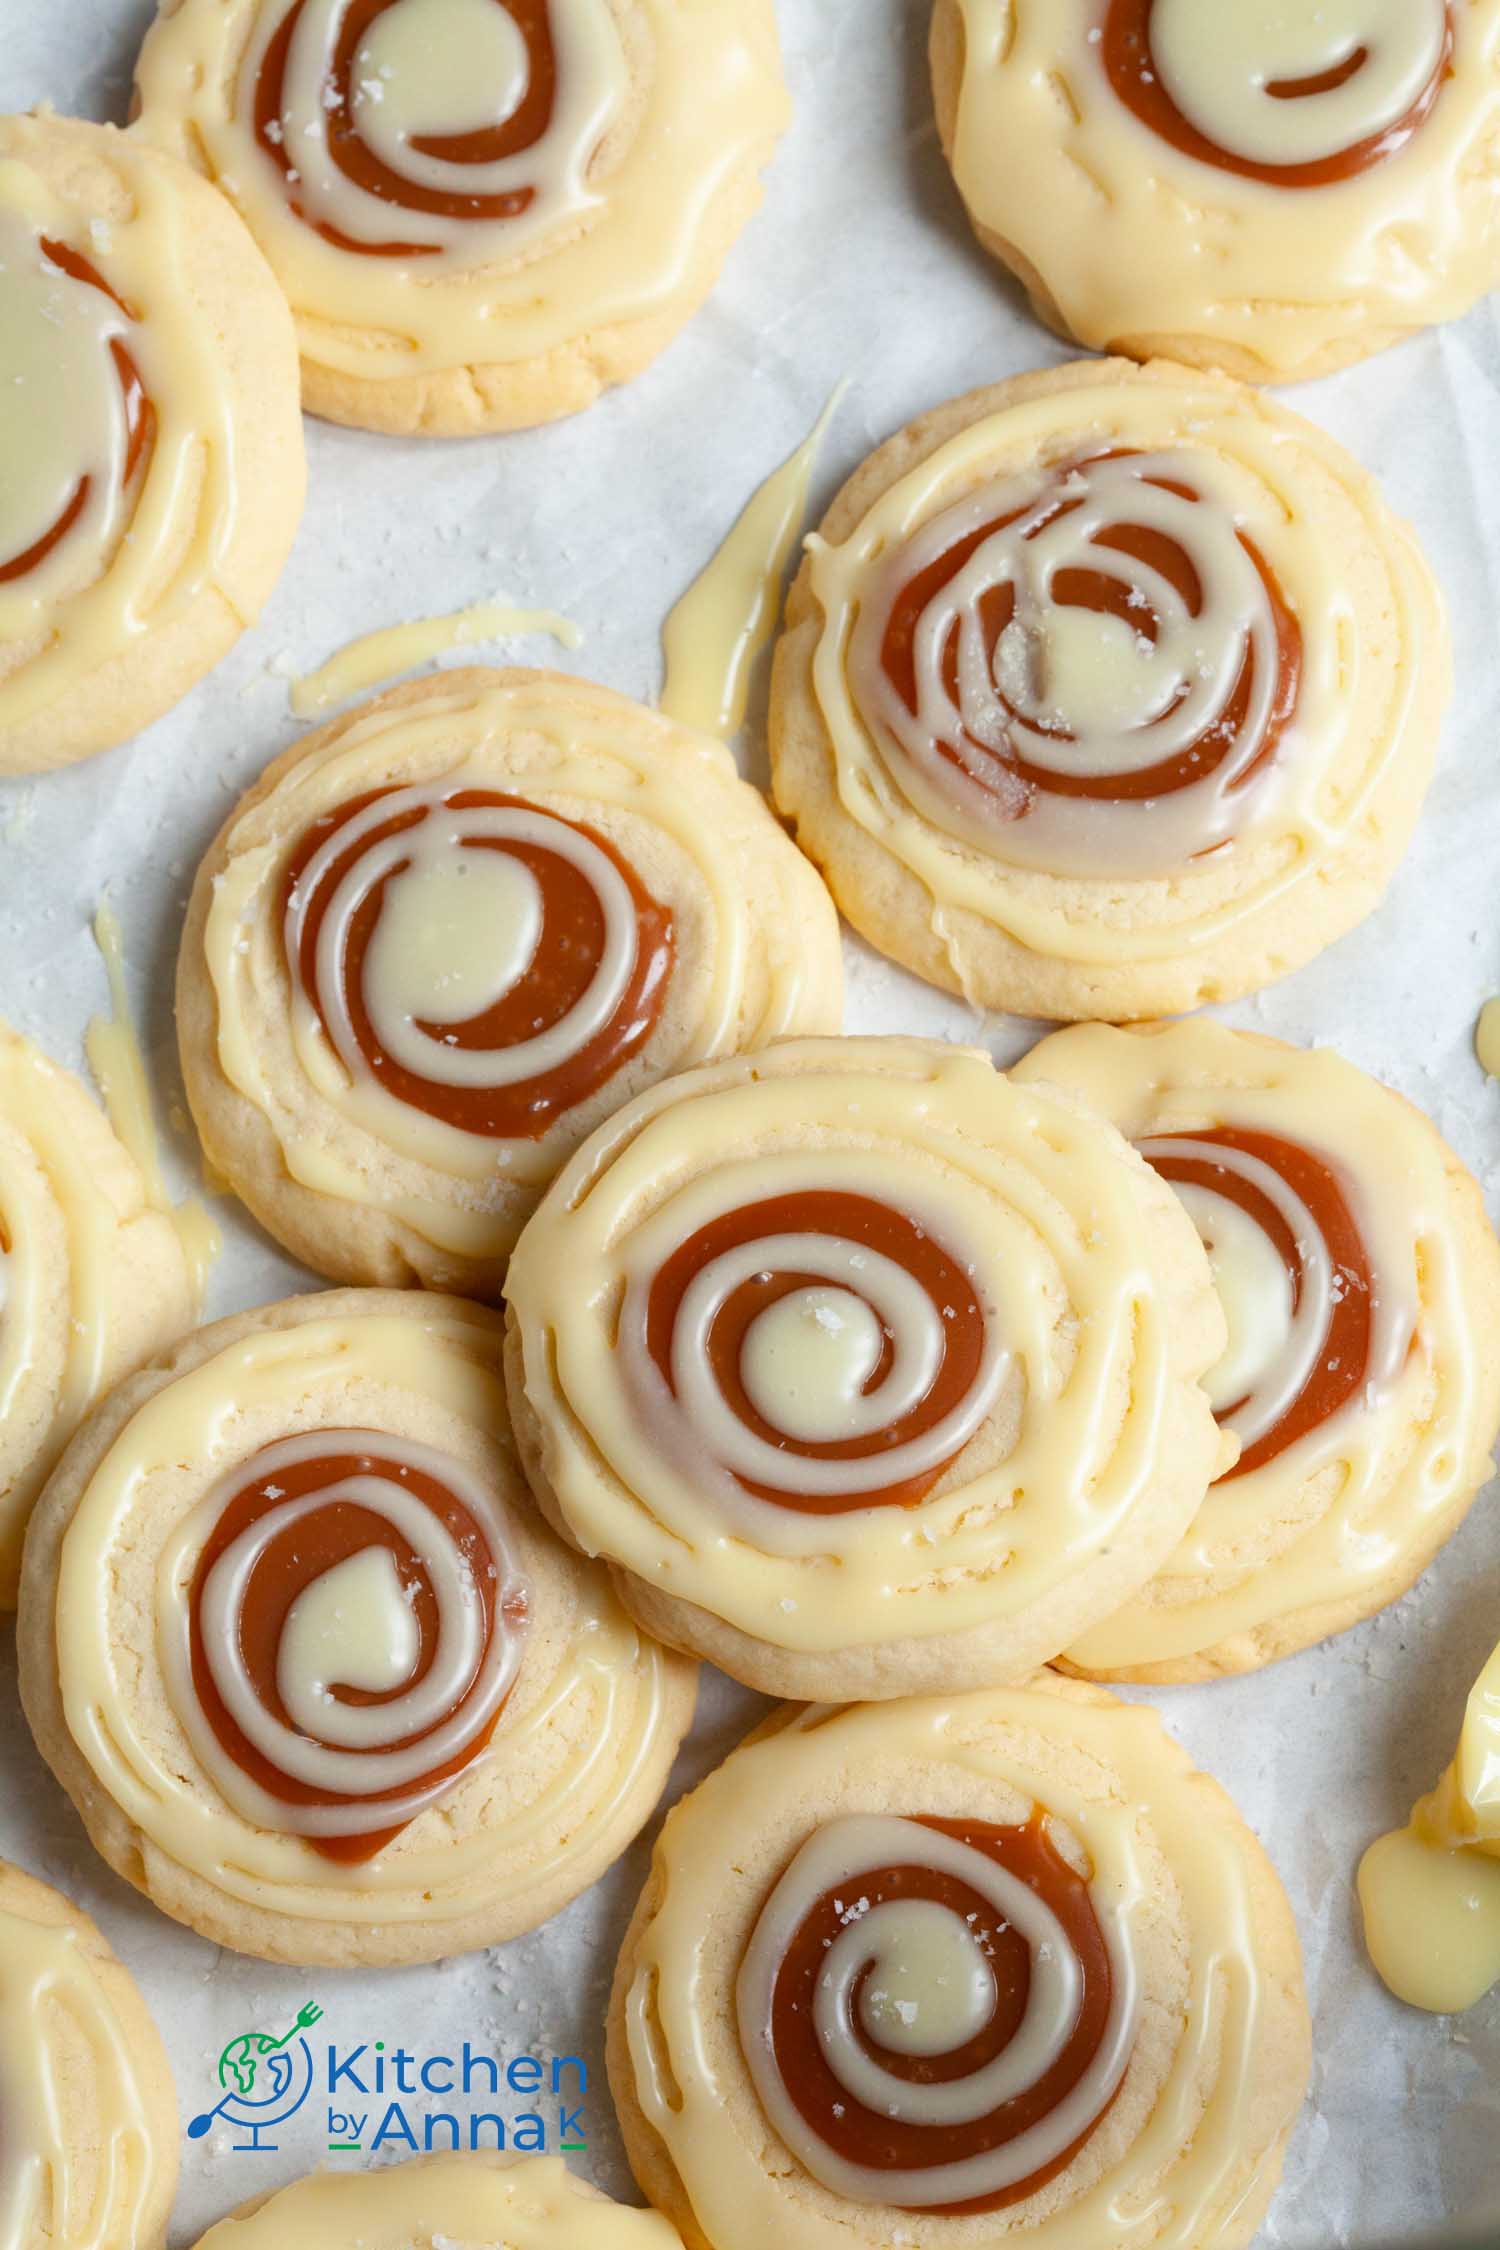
(158, 1429, 529, 1841)
(847, 447, 1297, 878)
(735, 1812, 1136, 2211)
(615, 1189, 1007, 1516)
(248, 0, 624, 267)
(286, 784, 660, 1125)
(1139, 0, 1449, 174)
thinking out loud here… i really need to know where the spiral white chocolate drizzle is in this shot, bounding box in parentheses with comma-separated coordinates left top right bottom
(1103, 0, 1452, 186)
(0, 214, 150, 603)
(615, 1178, 1008, 1530)
(283, 781, 674, 1142)
(1139, 1126, 1409, 1479)
(158, 1427, 529, 1858)
(0, 1902, 163, 2250)
(735, 1811, 1136, 2212)
(246, 0, 625, 266)
(845, 448, 1302, 880)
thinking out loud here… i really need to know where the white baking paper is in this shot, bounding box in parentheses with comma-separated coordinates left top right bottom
(2, 4, 1499, 2242)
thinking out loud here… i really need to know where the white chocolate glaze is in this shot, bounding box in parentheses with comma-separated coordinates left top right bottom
(188, 2153, 687, 2250)
(1359, 1638, 1500, 2012)
(800, 365, 1444, 980)
(661, 386, 845, 740)
(136, 0, 790, 385)
(0, 1890, 169, 2250)
(0, 124, 243, 737)
(621, 1686, 1308, 2250)
(0, 1019, 194, 1606)
(1014, 1021, 1500, 1674)
(46, 1301, 685, 1924)
(201, 674, 840, 1270)
(288, 597, 582, 718)
(940, 2, 1499, 383)
(505, 1035, 1225, 1656)
(735, 1812, 1137, 2209)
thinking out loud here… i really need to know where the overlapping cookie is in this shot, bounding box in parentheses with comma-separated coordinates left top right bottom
(1016, 1022, 1500, 1680)
(133, 0, 790, 433)
(610, 1681, 1310, 2250)
(0, 113, 304, 773)
(189, 2154, 686, 2250)
(931, 1, 1500, 383)
(0, 1859, 178, 2250)
(178, 668, 842, 1298)
(0, 1019, 195, 1609)
(504, 1034, 1228, 1699)
(18, 1288, 696, 1966)
(770, 360, 1448, 1022)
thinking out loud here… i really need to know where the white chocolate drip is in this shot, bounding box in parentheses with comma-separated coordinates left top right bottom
(287, 785, 642, 1101)
(735, 1812, 1137, 2209)
(0, 218, 130, 591)
(615, 1176, 1007, 1519)
(1149, 0, 1447, 171)
(1360, 1638, 1500, 2012)
(158, 1428, 528, 1838)
(258, 0, 625, 266)
(0, 1904, 163, 2250)
(846, 449, 1289, 880)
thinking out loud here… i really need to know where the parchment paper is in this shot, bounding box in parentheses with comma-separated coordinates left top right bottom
(2, 4, 1499, 2242)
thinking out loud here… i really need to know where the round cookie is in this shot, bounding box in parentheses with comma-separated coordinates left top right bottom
(0, 1018, 196, 1610)
(930, 1, 1500, 385)
(0, 1858, 178, 2250)
(769, 360, 1449, 1023)
(17, 1287, 697, 1968)
(132, 0, 790, 435)
(189, 2154, 686, 2250)
(1013, 1020, 1500, 1682)
(503, 1034, 1228, 1700)
(0, 113, 304, 774)
(178, 667, 843, 1299)
(608, 1680, 1310, 2250)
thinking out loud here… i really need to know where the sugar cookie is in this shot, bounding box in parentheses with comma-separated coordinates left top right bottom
(0, 1858, 178, 2250)
(0, 1019, 195, 1610)
(18, 1287, 696, 1968)
(769, 360, 1448, 1022)
(1015, 1021, 1500, 1681)
(504, 1035, 1227, 1700)
(178, 668, 842, 1299)
(189, 2154, 686, 2250)
(0, 113, 304, 774)
(133, 0, 790, 434)
(931, 0, 1500, 384)
(609, 1679, 1310, 2250)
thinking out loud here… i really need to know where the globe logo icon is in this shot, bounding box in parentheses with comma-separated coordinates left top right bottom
(189, 2002, 322, 2151)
